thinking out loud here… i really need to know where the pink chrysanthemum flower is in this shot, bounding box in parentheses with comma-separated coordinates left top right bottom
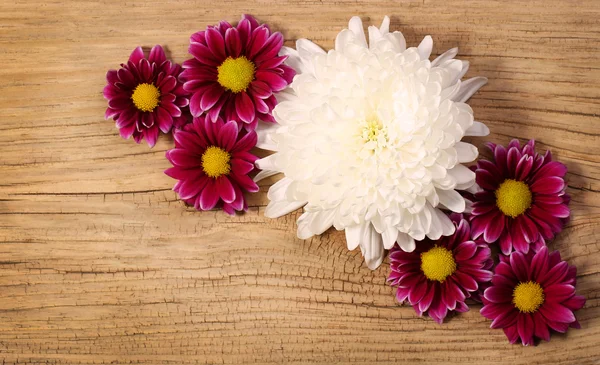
(481, 247, 585, 346)
(180, 14, 295, 130)
(165, 116, 259, 215)
(471, 139, 570, 254)
(388, 218, 493, 324)
(104, 45, 190, 147)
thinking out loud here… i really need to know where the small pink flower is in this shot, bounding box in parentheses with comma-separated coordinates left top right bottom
(388, 218, 493, 324)
(165, 116, 259, 215)
(180, 14, 295, 130)
(471, 139, 570, 254)
(104, 45, 190, 147)
(481, 247, 585, 346)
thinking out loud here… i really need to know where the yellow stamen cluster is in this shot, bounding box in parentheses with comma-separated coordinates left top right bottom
(131, 83, 160, 112)
(513, 281, 544, 313)
(201, 146, 231, 178)
(495, 179, 533, 218)
(217, 56, 256, 93)
(420, 246, 457, 282)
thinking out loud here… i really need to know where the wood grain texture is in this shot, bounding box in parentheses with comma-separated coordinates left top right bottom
(0, 0, 599, 364)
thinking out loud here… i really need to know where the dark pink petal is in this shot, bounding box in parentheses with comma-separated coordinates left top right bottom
(167, 149, 202, 167)
(207, 95, 227, 122)
(490, 308, 518, 329)
(218, 121, 239, 151)
(231, 130, 257, 153)
(483, 210, 505, 243)
(471, 201, 496, 216)
(530, 246, 549, 281)
(515, 155, 534, 181)
(242, 14, 260, 30)
(281, 64, 296, 84)
(158, 75, 177, 93)
(503, 325, 520, 344)
(141, 112, 154, 128)
(156, 107, 174, 133)
(201, 85, 224, 111)
(418, 284, 435, 313)
(539, 302, 576, 323)
(229, 181, 246, 211)
(546, 320, 569, 333)
(484, 286, 513, 304)
(139, 59, 153, 82)
(108, 96, 132, 110)
(189, 91, 203, 117)
(144, 125, 159, 147)
(509, 251, 529, 282)
(119, 122, 136, 139)
(257, 55, 287, 70)
(248, 26, 269, 59)
(224, 28, 242, 58)
(544, 284, 576, 303)
(148, 45, 166, 65)
(536, 202, 570, 219)
(506, 147, 522, 176)
(256, 70, 288, 91)
(160, 100, 182, 117)
(534, 195, 564, 205)
(205, 27, 227, 60)
(254, 32, 284, 64)
(511, 222, 531, 253)
(249, 80, 272, 99)
(178, 176, 209, 200)
(408, 279, 427, 304)
(533, 312, 551, 342)
(216, 176, 236, 203)
(481, 302, 512, 320)
(563, 295, 586, 311)
(539, 261, 569, 287)
(189, 43, 220, 67)
(495, 262, 518, 281)
(493, 145, 508, 176)
(236, 18, 252, 47)
(105, 107, 119, 120)
(107, 69, 119, 84)
(129, 46, 145, 64)
(530, 176, 565, 194)
(235, 92, 255, 124)
(453, 270, 478, 292)
(533, 161, 567, 180)
(517, 314, 535, 346)
(199, 180, 219, 210)
(231, 158, 254, 175)
(478, 159, 502, 178)
(491, 273, 516, 288)
(454, 241, 477, 261)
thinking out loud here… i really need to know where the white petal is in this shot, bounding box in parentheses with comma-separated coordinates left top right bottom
(297, 210, 335, 238)
(348, 16, 367, 48)
(447, 164, 476, 190)
(382, 226, 398, 249)
(437, 189, 466, 213)
(265, 200, 306, 218)
(280, 46, 308, 75)
(359, 224, 384, 270)
(432, 47, 458, 67)
(396, 232, 416, 252)
(453, 76, 487, 102)
(458, 60, 470, 80)
(267, 177, 292, 201)
(417, 35, 433, 60)
(255, 121, 279, 150)
(379, 16, 390, 34)
(434, 208, 456, 236)
(253, 169, 279, 182)
(455, 141, 478, 163)
(345, 223, 366, 250)
(465, 121, 490, 136)
(255, 154, 277, 171)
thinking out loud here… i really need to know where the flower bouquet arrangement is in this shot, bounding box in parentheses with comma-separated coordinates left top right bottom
(103, 14, 585, 346)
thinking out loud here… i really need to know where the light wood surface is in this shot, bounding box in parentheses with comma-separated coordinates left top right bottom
(1, 0, 599, 364)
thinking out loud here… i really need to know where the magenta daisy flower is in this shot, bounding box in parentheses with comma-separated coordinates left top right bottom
(165, 116, 259, 215)
(104, 45, 190, 147)
(180, 14, 295, 130)
(471, 139, 570, 254)
(481, 247, 585, 346)
(388, 218, 493, 324)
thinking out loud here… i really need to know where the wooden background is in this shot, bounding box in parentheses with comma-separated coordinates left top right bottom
(0, 0, 599, 363)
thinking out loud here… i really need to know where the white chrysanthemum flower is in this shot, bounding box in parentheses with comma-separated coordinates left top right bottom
(255, 16, 489, 269)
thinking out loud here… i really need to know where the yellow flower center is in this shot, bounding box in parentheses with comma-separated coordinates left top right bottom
(217, 56, 255, 93)
(361, 117, 387, 143)
(201, 146, 231, 178)
(420, 246, 457, 282)
(513, 281, 544, 313)
(495, 179, 533, 218)
(131, 83, 160, 112)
